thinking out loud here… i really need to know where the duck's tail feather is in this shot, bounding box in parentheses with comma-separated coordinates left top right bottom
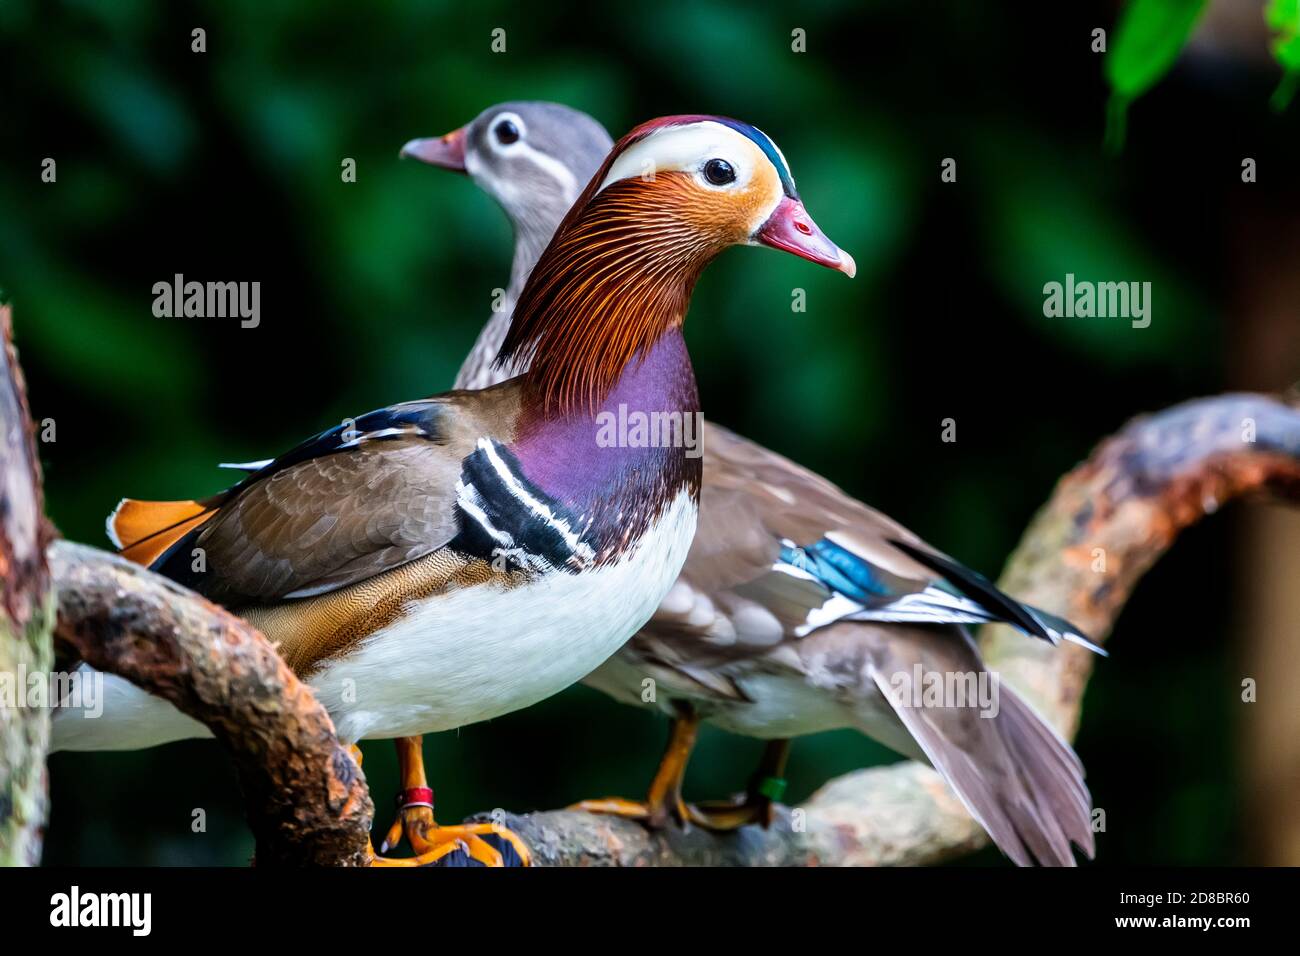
(856, 624, 1095, 866)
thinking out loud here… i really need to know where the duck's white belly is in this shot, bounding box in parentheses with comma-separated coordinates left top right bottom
(312, 490, 697, 742)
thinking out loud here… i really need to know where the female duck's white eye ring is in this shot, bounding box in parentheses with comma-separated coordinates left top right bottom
(495, 119, 520, 144)
(489, 112, 526, 149)
(702, 158, 736, 186)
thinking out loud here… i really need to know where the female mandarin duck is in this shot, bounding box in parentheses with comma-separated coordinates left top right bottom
(399, 101, 1102, 867)
(51, 113, 855, 866)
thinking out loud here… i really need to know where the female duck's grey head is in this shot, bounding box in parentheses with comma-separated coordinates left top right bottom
(402, 102, 614, 389)
(402, 101, 613, 262)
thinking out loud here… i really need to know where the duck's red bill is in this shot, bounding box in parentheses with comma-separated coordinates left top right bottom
(755, 196, 856, 277)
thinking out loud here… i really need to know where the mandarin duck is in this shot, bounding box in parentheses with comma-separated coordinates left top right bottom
(399, 101, 1102, 866)
(51, 113, 855, 866)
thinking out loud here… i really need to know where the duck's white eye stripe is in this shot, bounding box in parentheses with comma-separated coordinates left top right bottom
(597, 121, 759, 194)
(467, 121, 581, 206)
(515, 144, 580, 200)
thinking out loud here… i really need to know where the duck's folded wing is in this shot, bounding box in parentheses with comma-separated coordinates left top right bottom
(142, 399, 483, 604)
(638, 422, 1099, 666)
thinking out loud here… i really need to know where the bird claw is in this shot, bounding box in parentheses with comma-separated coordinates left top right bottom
(379, 803, 435, 855)
(569, 794, 693, 831)
(369, 821, 530, 867)
(686, 795, 776, 831)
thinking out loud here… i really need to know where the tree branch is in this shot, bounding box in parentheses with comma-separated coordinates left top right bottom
(0, 303, 56, 867)
(494, 393, 1300, 866)
(50, 541, 373, 866)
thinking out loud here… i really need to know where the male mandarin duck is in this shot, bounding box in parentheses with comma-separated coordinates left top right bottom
(50, 113, 855, 866)
(399, 101, 1103, 866)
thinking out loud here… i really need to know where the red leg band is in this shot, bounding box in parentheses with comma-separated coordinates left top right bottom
(397, 787, 435, 810)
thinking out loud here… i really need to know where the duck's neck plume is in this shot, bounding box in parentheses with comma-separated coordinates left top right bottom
(496, 174, 715, 415)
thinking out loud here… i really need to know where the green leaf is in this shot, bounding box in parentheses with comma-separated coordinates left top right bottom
(1266, 0, 1300, 110)
(1103, 0, 1208, 153)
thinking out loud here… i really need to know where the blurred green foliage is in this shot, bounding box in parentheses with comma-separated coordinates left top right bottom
(0, 0, 1294, 865)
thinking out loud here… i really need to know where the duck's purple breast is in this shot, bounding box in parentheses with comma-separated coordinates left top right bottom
(510, 329, 702, 548)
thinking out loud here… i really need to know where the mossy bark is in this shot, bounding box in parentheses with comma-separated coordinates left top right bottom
(0, 304, 55, 866)
(0, 598, 54, 866)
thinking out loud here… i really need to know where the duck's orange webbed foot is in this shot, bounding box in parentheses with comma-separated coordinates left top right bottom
(370, 819, 531, 867)
(569, 793, 692, 830)
(354, 740, 531, 867)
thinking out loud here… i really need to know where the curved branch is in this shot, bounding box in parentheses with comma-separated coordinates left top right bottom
(50, 541, 373, 866)
(0, 303, 57, 866)
(494, 393, 1300, 866)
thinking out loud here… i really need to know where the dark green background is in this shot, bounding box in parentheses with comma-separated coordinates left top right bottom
(1, 0, 1294, 864)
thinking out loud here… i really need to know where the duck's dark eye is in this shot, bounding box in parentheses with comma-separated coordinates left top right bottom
(703, 158, 736, 186)
(494, 119, 520, 145)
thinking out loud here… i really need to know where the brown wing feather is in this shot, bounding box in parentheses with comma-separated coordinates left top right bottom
(154, 381, 523, 606)
(697, 421, 938, 579)
(193, 439, 461, 602)
(633, 422, 939, 669)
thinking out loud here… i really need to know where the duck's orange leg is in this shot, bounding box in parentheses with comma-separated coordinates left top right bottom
(378, 736, 436, 854)
(370, 737, 531, 867)
(687, 738, 791, 831)
(571, 705, 701, 829)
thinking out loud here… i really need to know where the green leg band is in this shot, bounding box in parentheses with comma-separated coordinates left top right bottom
(756, 776, 787, 802)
